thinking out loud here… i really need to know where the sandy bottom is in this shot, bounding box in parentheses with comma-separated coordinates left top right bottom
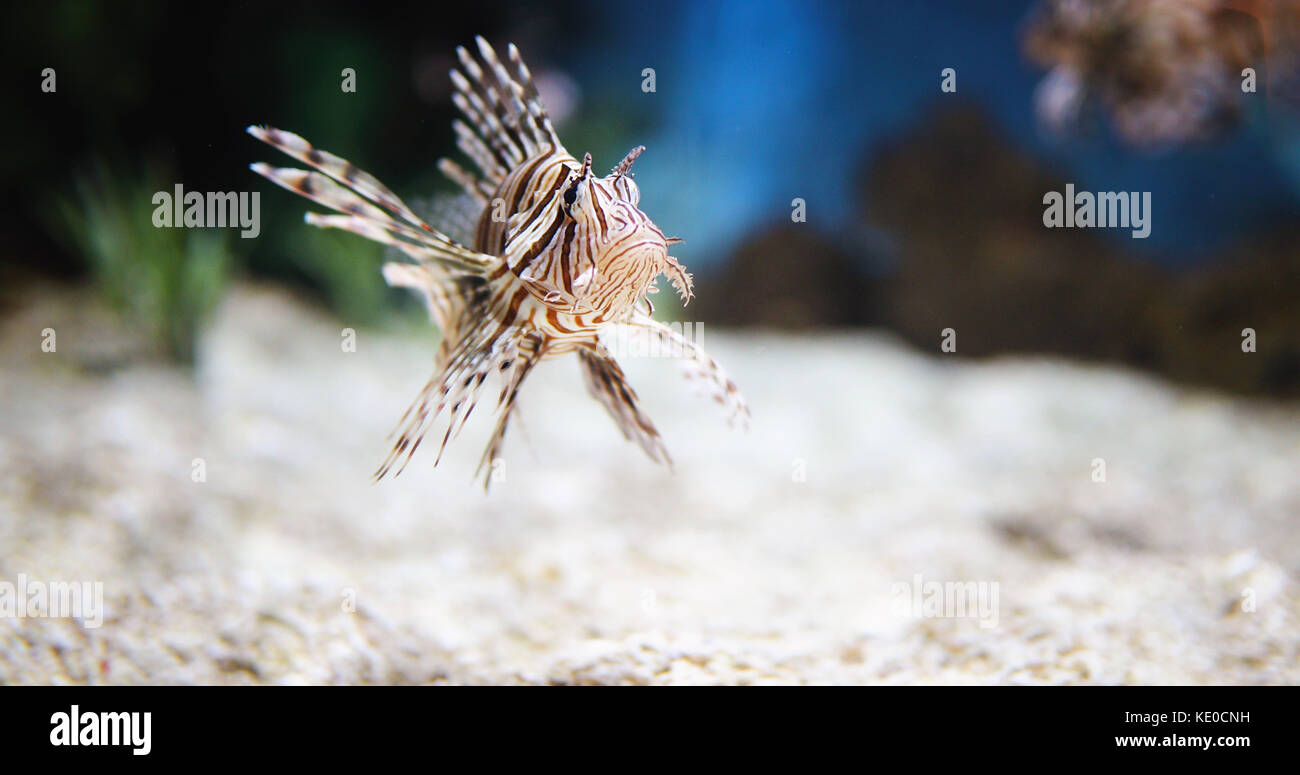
(1, 284, 1296, 684)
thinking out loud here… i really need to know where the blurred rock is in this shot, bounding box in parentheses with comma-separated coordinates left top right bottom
(863, 104, 1165, 366)
(693, 224, 879, 329)
(862, 103, 1300, 397)
(1162, 228, 1300, 395)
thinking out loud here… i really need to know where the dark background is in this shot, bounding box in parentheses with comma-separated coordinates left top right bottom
(4, 0, 1299, 394)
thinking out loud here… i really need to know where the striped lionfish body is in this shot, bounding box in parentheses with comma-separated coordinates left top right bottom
(249, 36, 748, 488)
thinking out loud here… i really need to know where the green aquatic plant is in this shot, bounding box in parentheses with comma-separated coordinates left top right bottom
(283, 224, 392, 328)
(53, 166, 232, 363)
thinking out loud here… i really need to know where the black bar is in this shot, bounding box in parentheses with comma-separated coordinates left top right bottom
(1, 686, 1285, 763)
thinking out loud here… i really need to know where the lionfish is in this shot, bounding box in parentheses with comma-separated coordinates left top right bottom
(248, 36, 748, 488)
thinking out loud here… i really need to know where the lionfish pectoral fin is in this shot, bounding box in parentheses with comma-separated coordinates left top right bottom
(578, 344, 672, 468)
(374, 323, 526, 482)
(626, 313, 750, 430)
(381, 262, 469, 338)
(381, 261, 430, 289)
(248, 126, 500, 276)
(474, 407, 518, 492)
(474, 334, 545, 491)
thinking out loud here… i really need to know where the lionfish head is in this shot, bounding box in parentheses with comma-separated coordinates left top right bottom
(558, 147, 693, 317)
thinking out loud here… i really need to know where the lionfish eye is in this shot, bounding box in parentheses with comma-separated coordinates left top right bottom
(563, 184, 578, 208)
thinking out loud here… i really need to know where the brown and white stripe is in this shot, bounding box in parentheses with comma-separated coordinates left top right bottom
(248, 36, 748, 488)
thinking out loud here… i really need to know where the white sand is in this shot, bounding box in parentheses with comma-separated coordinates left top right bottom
(1, 284, 1296, 684)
